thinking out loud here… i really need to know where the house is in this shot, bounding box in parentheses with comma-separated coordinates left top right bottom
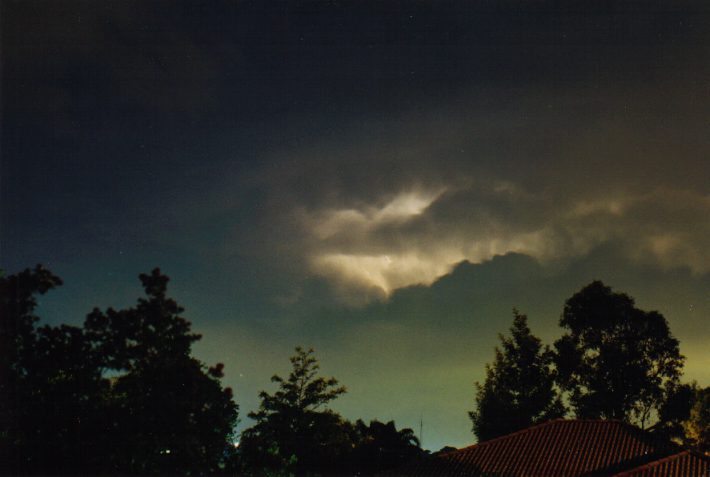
(395, 419, 710, 476)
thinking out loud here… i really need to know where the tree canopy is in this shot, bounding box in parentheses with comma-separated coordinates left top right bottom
(469, 310, 564, 442)
(683, 386, 710, 453)
(84, 268, 239, 474)
(1, 266, 107, 473)
(239, 346, 351, 476)
(1, 266, 238, 475)
(348, 419, 423, 475)
(554, 281, 684, 427)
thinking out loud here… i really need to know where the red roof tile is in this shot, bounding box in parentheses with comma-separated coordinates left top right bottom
(613, 450, 710, 477)
(399, 419, 677, 476)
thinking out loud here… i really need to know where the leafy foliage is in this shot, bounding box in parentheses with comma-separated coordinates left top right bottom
(683, 386, 710, 453)
(348, 419, 423, 474)
(0, 266, 64, 386)
(84, 268, 238, 474)
(554, 281, 684, 427)
(1, 266, 238, 475)
(239, 346, 350, 476)
(0, 266, 108, 474)
(653, 381, 698, 442)
(469, 310, 564, 441)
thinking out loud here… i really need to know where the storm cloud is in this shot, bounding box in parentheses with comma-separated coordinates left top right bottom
(226, 75, 710, 302)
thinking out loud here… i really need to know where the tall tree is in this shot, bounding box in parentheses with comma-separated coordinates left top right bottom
(1, 266, 108, 474)
(84, 268, 239, 474)
(1, 267, 238, 474)
(0, 266, 64, 418)
(239, 346, 351, 476)
(554, 281, 684, 427)
(469, 310, 564, 442)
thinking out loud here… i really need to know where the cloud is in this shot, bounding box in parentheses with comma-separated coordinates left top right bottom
(192, 18, 708, 306)
(7, 0, 708, 305)
(234, 87, 710, 302)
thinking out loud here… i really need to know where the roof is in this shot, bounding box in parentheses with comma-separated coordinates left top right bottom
(613, 450, 710, 477)
(399, 419, 677, 476)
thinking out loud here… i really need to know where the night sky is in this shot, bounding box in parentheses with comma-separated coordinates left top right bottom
(3, 0, 710, 450)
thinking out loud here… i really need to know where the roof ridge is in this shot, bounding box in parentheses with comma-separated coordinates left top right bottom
(454, 419, 565, 453)
(416, 419, 686, 477)
(451, 419, 640, 455)
(612, 449, 708, 476)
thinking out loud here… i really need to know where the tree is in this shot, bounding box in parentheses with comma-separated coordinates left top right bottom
(554, 281, 684, 428)
(1, 266, 108, 474)
(1, 266, 62, 470)
(84, 268, 239, 474)
(653, 381, 697, 442)
(1, 267, 238, 474)
(348, 419, 423, 475)
(469, 310, 564, 442)
(239, 346, 350, 476)
(0, 266, 64, 414)
(683, 386, 710, 454)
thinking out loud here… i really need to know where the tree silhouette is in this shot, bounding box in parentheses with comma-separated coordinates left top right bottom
(469, 310, 564, 442)
(239, 346, 350, 476)
(653, 381, 697, 442)
(1, 266, 109, 474)
(682, 386, 710, 453)
(1, 266, 63, 408)
(348, 419, 423, 474)
(554, 281, 684, 427)
(83, 268, 239, 474)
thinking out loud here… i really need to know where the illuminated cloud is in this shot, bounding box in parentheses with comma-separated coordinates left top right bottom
(218, 25, 710, 306)
(313, 251, 463, 297)
(309, 189, 445, 241)
(290, 184, 710, 300)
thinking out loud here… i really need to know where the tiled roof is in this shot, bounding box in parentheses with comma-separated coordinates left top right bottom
(613, 450, 710, 477)
(399, 419, 677, 476)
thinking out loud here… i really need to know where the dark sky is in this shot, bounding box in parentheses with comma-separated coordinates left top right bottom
(3, 0, 710, 449)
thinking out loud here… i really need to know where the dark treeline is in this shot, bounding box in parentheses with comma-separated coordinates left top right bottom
(1, 266, 709, 476)
(1, 267, 238, 475)
(0, 266, 423, 476)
